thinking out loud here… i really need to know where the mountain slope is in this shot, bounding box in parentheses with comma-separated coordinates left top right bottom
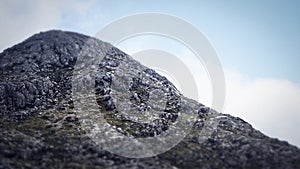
(0, 30, 299, 169)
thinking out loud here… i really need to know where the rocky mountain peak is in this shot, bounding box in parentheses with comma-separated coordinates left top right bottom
(0, 30, 299, 169)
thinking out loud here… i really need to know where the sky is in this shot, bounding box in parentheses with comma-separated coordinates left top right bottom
(0, 0, 299, 147)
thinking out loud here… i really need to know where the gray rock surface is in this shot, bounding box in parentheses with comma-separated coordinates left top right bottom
(0, 30, 300, 169)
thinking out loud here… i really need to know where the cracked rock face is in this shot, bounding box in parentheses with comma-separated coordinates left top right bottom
(0, 30, 300, 169)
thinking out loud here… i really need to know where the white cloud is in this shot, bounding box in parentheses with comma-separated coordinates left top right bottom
(0, 0, 58, 51)
(224, 69, 300, 147)
(0, 0, 94, 52)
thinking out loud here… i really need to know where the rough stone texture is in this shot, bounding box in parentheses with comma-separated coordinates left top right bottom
(0, 30, 300, 169)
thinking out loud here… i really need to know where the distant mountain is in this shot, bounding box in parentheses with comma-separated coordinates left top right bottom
(0, 30, 299, 169)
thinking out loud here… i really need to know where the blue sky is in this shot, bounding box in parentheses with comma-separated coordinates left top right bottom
(58, 0, 300, 83)
(1, 0, 300, 147)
